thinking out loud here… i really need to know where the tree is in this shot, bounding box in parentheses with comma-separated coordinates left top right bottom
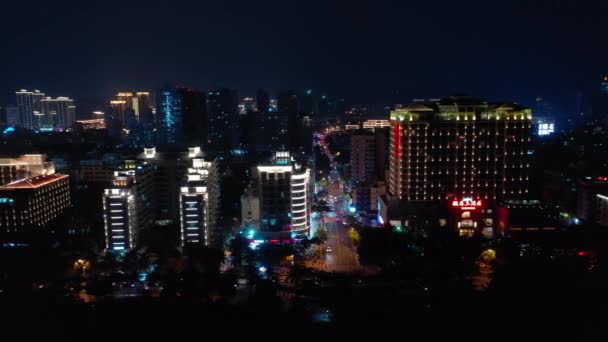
(313, 228, 328, 244)
(348, 227, 361, 247)
(228, 234, 250, 267)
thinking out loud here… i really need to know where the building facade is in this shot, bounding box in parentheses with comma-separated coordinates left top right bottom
(40, 96, 76, 130)
(386, 95, 532, 234)
(5, 105, 19, 126)
(16, 89, 45, 129)
(362, 119, 391, 130)
(241, 190, 260, 225)
(389, 96, 532, 202)
(353, 181, 387, 212)
(576, 176, 608, 223)
(256, 152, 312, 240)
(351, 133, 376, 184)
(596, 194, 608, 227)
(207, 88, 239, 151)
(102, 161, 154, 251)
(0, 174, 70, 233)
(496, 200, 559, 234)
(179, 153, 220, 247)
(156, 86, 207, 147)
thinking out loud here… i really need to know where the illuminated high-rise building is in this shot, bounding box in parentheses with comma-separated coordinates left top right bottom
(110, 92, 153, 125)
(256, 152, 312, 240)
(138, 147, 213, 223)
(0, 174, 70, 233)
(385, 95, 532, 234)
(156, 86, 207, 147)
(106, 92, 152, 137)
(102, 161, 154, 251)
(389, 95, 531, 202)
(135, 92, 154, 124)
(179, 148, 220, 248)
(15, 89, 45, 129)
(115, 92, 133, 105)
(40, 96, 76, 130)
(105, 99, 128, 136)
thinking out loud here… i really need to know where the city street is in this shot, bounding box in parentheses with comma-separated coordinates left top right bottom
(312, 133, 365, 273)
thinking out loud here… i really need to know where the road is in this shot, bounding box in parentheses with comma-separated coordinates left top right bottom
(314, 132, 363, 273)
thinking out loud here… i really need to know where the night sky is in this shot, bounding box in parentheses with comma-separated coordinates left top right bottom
(1, 0, 607, 111)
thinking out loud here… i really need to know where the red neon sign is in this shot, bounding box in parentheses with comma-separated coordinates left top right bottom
(452, 199, 482, 210)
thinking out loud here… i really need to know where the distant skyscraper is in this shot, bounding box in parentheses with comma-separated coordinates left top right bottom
(277, 91, 299, 114)
(257, 88, 270, 113)
(239, 97, 255, 114)
(253, 89, 287, 152)
(135, 92, 154, 124)
(156, 87, 182, 145)
(287, 112, 313, 154)
(116, 92, 133, 105)
(16, 89, 45, 129)
(111, 91, 153, 125)
(207, 88, 239, 151)
(5, 105, 19, 126)
(181, 89, 208, 147)
(301, 89, 315, 113)
(593, 75, 608, 120)
(106, 99, 128, 137)
(156, 86, 207, 147)
(102, 161, 154, 251)
(257, 111, 288, 152)
(40, 96, 76, 130)
(601, 76, 608, 95)
(239, 109, 257, 149)
(106, 91, 155, 146)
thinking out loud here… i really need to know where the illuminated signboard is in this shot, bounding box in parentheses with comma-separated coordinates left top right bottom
(452, 199, 482, 210)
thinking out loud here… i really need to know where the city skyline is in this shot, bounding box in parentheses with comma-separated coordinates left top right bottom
(1, 1, 607, 337)
(1, 1, 607, 109)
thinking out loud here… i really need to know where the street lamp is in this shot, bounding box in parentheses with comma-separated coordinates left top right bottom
(74, 259, 91, 277)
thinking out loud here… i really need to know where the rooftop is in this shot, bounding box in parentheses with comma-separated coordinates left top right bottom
(0, 174, 68, 189)
(390, 95, 531, 121)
